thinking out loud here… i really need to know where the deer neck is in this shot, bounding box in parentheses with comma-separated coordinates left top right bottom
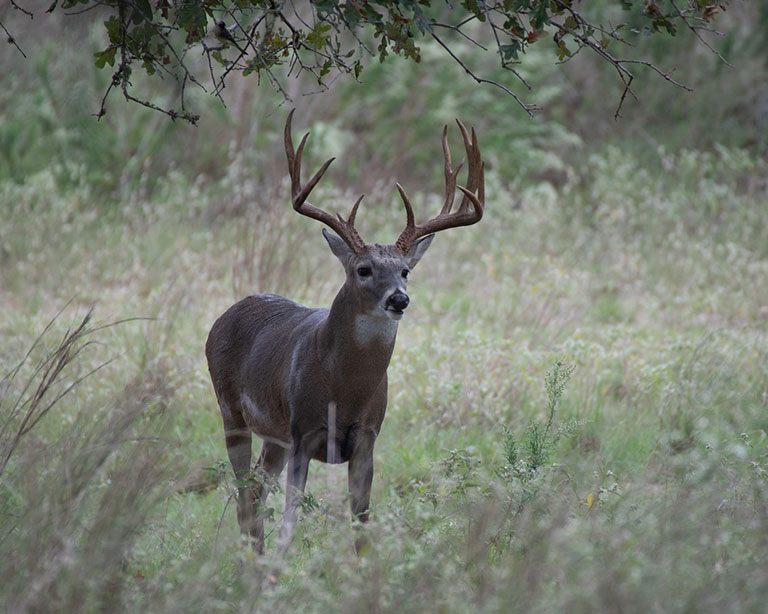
(320, 284, 398, 368)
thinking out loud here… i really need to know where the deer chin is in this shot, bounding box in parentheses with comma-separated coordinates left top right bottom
(384, 307, 405, 321)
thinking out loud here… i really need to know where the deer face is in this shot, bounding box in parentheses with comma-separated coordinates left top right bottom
(323, 230, 434, 321)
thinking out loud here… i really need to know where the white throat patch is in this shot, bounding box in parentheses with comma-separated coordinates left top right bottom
(354, 314, 398, 346)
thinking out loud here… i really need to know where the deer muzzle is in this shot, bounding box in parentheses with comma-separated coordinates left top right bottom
(386, 292, 409, 314)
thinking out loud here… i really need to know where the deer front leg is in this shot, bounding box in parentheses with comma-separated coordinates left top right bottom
(268, 430, 323, 585)
(274, 443, 310, 559)
(348, 430, 376, 554)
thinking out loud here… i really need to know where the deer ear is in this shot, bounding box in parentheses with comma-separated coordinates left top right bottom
(323, 228, 355, 263)
(405, 233, 434, 269)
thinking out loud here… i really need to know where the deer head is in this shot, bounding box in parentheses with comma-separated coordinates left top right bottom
(284, 109, 485, 323)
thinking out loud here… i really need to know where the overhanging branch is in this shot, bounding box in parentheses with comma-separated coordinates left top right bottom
(5, 0, 736, 123)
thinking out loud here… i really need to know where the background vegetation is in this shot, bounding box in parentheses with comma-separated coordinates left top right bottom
(1, 3, 767, 613)
(12, 0, 740, 121)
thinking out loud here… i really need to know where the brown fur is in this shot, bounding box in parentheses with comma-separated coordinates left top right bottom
(205, 234, 432, 565)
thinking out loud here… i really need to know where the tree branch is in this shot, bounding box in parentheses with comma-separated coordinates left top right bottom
(9, 0, 33, 18)
(669, 0, 732, 67)
(431, 31, 540, 118)
(0, 19, 27, 59)
(7, 0, 738, 122)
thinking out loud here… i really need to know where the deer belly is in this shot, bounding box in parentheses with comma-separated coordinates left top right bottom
(309, 424, 358, 464)
(240, 392, 292, 448)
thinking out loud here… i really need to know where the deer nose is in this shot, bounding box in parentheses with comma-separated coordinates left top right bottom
(387, 292, 409, 312)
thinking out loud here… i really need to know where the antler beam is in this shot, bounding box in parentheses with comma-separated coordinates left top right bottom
(284, 109, 366, 254)
(394, 119, 485, 254)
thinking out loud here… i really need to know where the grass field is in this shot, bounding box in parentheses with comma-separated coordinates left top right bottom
(2, 130, 767, 613)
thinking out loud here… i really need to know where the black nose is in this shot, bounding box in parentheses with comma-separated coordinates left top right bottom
(387, 293, 409, 311)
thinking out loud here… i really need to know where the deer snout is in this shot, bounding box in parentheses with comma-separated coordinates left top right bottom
(387, 292, 409, 312)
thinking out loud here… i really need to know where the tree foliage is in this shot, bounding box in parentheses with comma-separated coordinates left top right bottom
(6, 0, 731, 123)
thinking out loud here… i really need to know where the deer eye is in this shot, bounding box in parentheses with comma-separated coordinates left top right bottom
(401, 269, 410, 279)
(357, 266, 372, 278)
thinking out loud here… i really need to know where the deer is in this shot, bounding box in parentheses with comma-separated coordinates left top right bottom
(205, 110, 484, 577)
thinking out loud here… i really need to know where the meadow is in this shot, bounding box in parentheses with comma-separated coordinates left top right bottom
(2, 9, 768, 614)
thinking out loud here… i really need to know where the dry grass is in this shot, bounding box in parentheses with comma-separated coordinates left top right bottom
(1, 128, 767, 613)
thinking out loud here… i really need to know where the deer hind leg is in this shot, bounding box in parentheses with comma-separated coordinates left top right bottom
(251, 441, 287, 554)
(221, 409, 257, 542)
(225, 427, 256, 535)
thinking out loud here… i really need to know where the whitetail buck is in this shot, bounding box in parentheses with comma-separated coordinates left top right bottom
(205, 110, 484, 571)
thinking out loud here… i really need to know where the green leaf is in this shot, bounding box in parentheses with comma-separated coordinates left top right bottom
(211, 50, 226, 66)
(141, 59, 156, 76)
(500, 41, 521, 61)
(131, 0, 152, 24)
(319, 59, 333, 78)
(243, 59, 258, 77)
(176, 4, 207, 36)
(104, 15, 120, 45)
(314, 0, 336, 13)
(306, 23, 332, 50)
(532, 1, 550, 29)
(93, 46, 117, 69)
(653, 16, 677, 36)
(461, 0, 486, 21)
(503, 15, 525, 38)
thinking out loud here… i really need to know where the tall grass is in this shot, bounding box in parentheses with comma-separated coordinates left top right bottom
(0, 309, 176, 614)
(1, 132, 766, 610)
(1, 7, 767, 608)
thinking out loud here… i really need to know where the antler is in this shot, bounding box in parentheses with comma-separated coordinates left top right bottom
(284, 109, 366, 254)
(394, 119, 485, 254)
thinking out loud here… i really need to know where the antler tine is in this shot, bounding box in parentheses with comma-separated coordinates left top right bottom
(284, 109, 366, 253)
(454, 120, 483, 215)
(394, 119, 485, 254)
(441, 125, 464, 216)
(393, 183, 417, 253)
(338, 194, 365, 227)
(284, 109, 301, 197)
(395, 183, 416, 229)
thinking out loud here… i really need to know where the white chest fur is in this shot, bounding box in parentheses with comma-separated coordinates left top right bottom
(354, 314, 398, 346)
